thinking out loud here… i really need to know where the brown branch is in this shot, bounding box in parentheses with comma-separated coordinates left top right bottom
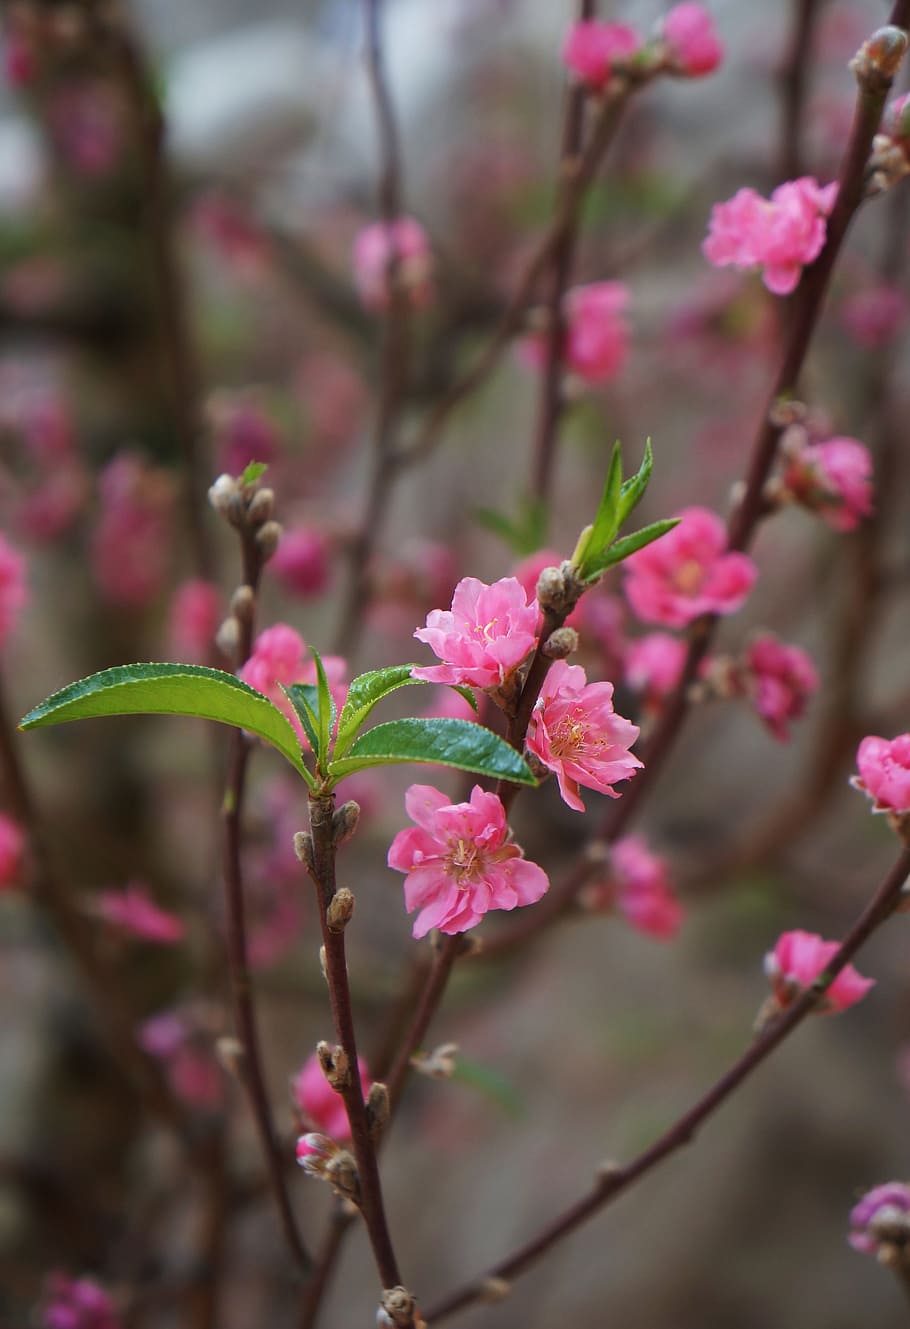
(425, 843, 910, 1323)
(778, 0, 825, 180)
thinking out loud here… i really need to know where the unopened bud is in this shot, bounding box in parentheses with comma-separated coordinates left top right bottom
(377, 1287, 421, 1328)
(332, 800, 361, 847)
(536, 565, 567, 611)
(411, 1042, 459, 1080)
(317, 1040, 351, 1090)
(366, 1081, 390, 1140)
(293, 831, 316, 876)
(215, 1036, 245, 1078)
(543, 626, 579, 659)
(595, 1158, 623, 1184)
(851, 25, 908, 85)
(208, 473, 238, 514)
(326, 887, 355, 932)
(318, 945, 327, 981)
(255, 520, 283, 560)
(230, 584, 255, 624)
(215, 615, 240, 660)
(478, 1277, 511, 1304)
(246, 487, 275, 526)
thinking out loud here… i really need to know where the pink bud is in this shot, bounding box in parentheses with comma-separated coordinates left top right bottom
(562, 20, 642, 91)
(764, 930, 874, 1013)
(271, 526, 331, 598)
(854, 734, 910, 814)
(661, 4, 724, 77)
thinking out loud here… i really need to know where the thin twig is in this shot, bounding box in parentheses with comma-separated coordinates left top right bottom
(425, 844, 910, 1322)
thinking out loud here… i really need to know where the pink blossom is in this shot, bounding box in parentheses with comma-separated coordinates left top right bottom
(90, 452, 173, 609)
(624, 633, 687, 703)
(661, 4, 724, 76)
(91, 883, 185, 944)
(764, 929, 874, 1014)
(412, 576, 539, 692)
(0, 812, 24, 889)
(39, 1274, 120, 1329)
(841, 284, 908, 349)
(611, 837, 683, 939)
(291, 1051, 371, 1141)
(137, 1007, 223, 1110)
(782, 436, 873, 531)
(526, 660, 641, 812)
(0, 534, 27, 646)
(20, 466, 86, 542)
(295, 352, 366, 449)
(168, 579, 222, 663)
(521, 283, 630, 386)
(4, 33, 35, 88)
(743, 633, 819, 741)
(562, 21, 642, 91)
(208, 392, 281, 477)
(703, 177, 837, 295)
(271, 526, 331, 598)
(353, 217, 433, 311)
(190, 192, 270, 280)
(239, 624, 348, 744)
(623, 506, 757, 628)
(849, 1182, 910, 1256)
(854, 734, 910, 814)
(388, 784, 549, 938)
(48, 83, 125, 178)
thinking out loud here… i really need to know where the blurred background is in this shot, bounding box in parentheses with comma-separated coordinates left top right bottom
(1, 0, 910, 1326)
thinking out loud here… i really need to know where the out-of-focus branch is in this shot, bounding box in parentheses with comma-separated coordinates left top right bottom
(778, 0, 825, 180)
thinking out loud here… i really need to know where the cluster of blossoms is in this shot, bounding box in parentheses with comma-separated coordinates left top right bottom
(583, 836, 683, 939)
(563, 4, 723, 90)
(38, 1273, 121, 1329)
(239, 624, 347, 745)
(703, 177, 838, 295)
(763, 930, 874, 1015)
(520, 282, 630, 388)
(699, 632, 820, 742)
(352, 216, 434, 311)
(623, 506, 757, 628)
(387, 784, 549, 938)
(777, 429, 873, 532)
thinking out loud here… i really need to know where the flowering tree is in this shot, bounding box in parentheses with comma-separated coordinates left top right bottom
(3, 2, 910, 1327)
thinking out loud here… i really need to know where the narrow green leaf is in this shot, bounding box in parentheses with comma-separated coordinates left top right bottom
(581, 517, 679, 580)
(19, 663, 311, 780)
(334, 664, 419, 758)
(310, 648, 335, 764)
(451, 1058, 524, 1118)
(328, 718, 536, 785)
(474, 496, 548, 556)
(617, 438, 653, 527)
(239, 460, 268, 485)
(474, 506, 519, 544)
(282, 683, 320, 755)
(576, 441, 622, 572)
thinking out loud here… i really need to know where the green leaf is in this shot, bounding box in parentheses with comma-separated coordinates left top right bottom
(473, 496, 548, 557)
(282, 683, 320, 755)
(328, 718, 536, 785)
(19, 663, 313, 783)
(575, 441, 622, 573)
(451, 1058, 524, 1118)
(334, 666, 480, 760)
(617, 438, 653, 528)
(580, 518, 679, 581)
(310, 648, 336, 765)
(239, 460, 268, 486)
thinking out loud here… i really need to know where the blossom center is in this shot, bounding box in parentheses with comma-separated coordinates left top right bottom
(674, 558, 705, 595)
(549, 710, 591, 760)
(446, 836, 483, 886)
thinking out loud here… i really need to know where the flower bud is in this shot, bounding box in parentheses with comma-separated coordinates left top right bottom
(850, 26, 908, 86)
(377, 1287, 421, 1328)
(536, 565, 568, 611)
(326, 887, 355, 933)
(230, 584, 255, 624)
(246, 487, 275, 526)
(255, 520, 283, 561)
(317, 1040, 351, 1090)
(208, 473, 237, 514)
(215, 615, 240, 660)
(542, 626, 579, 659)
(215, 1036, 245, 1079)
(478, 1277, 511, 1304)
(366, 1081, 390, 1140)
(332, 800, 361, 847)
(293, 831, 316, 876)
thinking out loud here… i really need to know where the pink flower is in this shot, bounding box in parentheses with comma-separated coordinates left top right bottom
(90, 452, 173, 609)
(841, 284, 908, 349)
(661, 4, 724, 76)
(596, 836, 683, 939)
(562, 21, 642, 91)
(271, 526, 330, 598)
(854, 734, 910, 814)
(0, 534, 27, 647)
(412, 576, 539, 692)
(526, 660, 642, 812)
(39, 1274, 120, 1329)
(764, 930, 874, 1014)
(353, 217, 433, 311)
(521, 283, 630, 386)
(704, 177, 837, 295)
(291, 1051, 371, 1141)
(207, 392, 281, 477)
(624, 633, 687, 704)
(782, 436, 873, 532)
(623, 506, 757, 628)
(91, 883, 185, 945)
(387, 784, 549, 938)
(239, 624, 348, 743)
(743, 633, 819, 741)
(0, 813, 24, 889)
(138, 1007, 223, 1110)
(848, 1182, 910, 1256)
(168, 579, 222, 663)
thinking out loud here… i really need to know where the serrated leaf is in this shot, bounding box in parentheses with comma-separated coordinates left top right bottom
(334, 664, 419, 758)
(617, 438, 653, 528)
(239, 460, 268, 485)
(576, 441, 623, 572)
(19, 663, 312, 782)
(328, 718, 536, 785)
(282, 683, 320, 755)
(581, 517, 679, 581)
(310, 648, 336, 765)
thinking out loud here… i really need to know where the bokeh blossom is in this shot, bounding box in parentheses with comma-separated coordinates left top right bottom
(703, 176, 837, 295)
(39, 1273, 121, 1329)
(291, 1050, 371, 1141)
(521, 282, 630, 386)
(624, 633, 687, 708)
(764, 930, 874, 1014)
(781, 435, 873, 531)
(353, 216, 433, 310)
(743, 633, 819, 741)
(412, 576, 539, 692)
(168, 579, 222, 663)
(271, 526, 331, 598)
(91, 883, 185, 945)
(623, 506, 756, 627)
(0, 812, 24, 889)
(526, 660, 642, 811)
(0, 534, 27, 647)
(853, 734, 910, 815)
(387, 784, 549, 937)
(660, 4, 723, 77)
(90, 452, 173, 609)
(239, 624, 348, 744)
(848, 1182, 910, 1257)
(584, 835, 683, 938)
(562, 20, 641, 90)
